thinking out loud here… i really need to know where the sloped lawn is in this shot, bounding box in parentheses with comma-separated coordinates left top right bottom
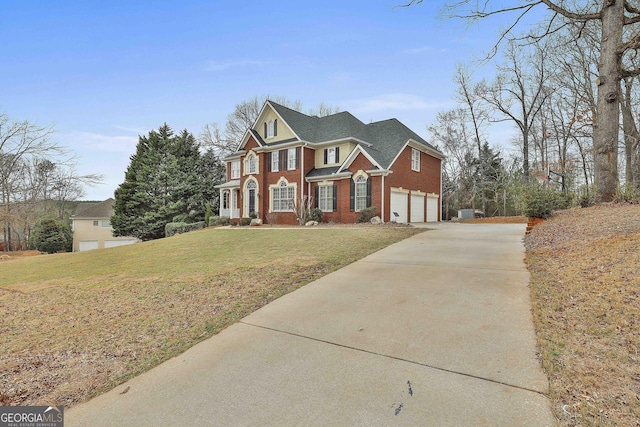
(526, 203, 640, 426)
(0, 226, 422, 407)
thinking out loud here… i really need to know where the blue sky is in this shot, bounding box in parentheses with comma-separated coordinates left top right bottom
(1, 1, 544, 200)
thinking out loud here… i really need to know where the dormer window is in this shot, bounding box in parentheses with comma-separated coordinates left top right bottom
(265, 119, 278, 139)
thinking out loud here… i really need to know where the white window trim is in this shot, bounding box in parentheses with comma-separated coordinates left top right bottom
(269, 179, 297, 212)
(267, 119, 275, 139)
(272, 151, 279, 172)
(318, 184, 334, 212)
(230, 160, 240, 179)
(327, 147, 336, 164)
(355, 175, 367, 212)
(245, 152, 258, 175)
(411, 148, 420, 172)
(287, 148, 296, 170)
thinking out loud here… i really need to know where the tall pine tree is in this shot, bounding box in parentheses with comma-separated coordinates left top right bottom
(111, 124, 221, 240)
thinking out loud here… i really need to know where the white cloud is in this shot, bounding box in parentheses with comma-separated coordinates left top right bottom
(347, 93, 453, 115)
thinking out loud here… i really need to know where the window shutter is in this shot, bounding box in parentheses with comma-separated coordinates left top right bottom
(333, 184, 338, 212)
(366, 177, 372, 207)
(295, 147, 300, 169)
(350, 179, 355, 211)
(324, 149, 328, 165)
(314, 186, 319, 209)
(268, 152, 272, 172)
(335, 147, 340, 163)
(264, 123, 267, 138)
(274, 119, 277, 136)
(280, 150, 286, 171)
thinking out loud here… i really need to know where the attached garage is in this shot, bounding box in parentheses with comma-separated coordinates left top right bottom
(78, 241, 99, 252)
(410, 192, 425, 223)
(427, 194, 439, 222)
(390, 188, 408, 223)
(105, 239, 137, 249)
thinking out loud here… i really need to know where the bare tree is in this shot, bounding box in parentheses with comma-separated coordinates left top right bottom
(308, 102, 341, 117)
(477, 41, 551, 182)
(199, 96, 339, 157)
(0, 114, 59, 251)
(406, 0, 640, 201)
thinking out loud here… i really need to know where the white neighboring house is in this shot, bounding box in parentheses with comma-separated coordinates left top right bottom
(71, 198, 139, 252)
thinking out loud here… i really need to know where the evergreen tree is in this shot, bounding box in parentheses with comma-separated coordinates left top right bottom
(29, 217, 72, 253)
(111, 124, 222, 241)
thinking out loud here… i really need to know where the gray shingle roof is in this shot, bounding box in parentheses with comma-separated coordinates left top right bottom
(268, 101, 442, 169)
(74, 198, 115, 219)
(306, 166, 341, 178)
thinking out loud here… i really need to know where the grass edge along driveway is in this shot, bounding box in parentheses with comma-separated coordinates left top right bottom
(0, 226, 423, 408)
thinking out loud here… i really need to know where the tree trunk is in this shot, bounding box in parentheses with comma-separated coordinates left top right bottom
(593, 0, 623, 201)
(622, 79, 639, 185)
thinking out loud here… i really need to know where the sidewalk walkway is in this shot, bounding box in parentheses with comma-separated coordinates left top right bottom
(67, 223, 556, 426)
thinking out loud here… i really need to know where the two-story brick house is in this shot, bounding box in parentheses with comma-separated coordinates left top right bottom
(215, 100, 444, 224)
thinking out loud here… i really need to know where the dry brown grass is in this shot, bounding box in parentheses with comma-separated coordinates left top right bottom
(0, 226, 422, 408)
(526, 203, 640, 426)
(462, 215, 528, 224)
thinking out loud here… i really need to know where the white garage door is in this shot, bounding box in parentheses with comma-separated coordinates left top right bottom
(78, 241, 99, 251)
(410, 194, 425, 223)
(390, 191, 408, 223)
(105, 239, 137, 249)
(427, 195, 439, 222)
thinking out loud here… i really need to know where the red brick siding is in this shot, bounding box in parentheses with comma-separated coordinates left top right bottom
(386, 146, 441, 221)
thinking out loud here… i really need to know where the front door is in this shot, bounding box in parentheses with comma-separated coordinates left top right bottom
(248, 188, 256, 215)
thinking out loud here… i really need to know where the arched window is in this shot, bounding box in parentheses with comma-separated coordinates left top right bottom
(247, 180, 257, 189)
(266, 119, 277, 138)
(247, 154, 257, 174)
(272, 180, 295, 212)
(355, 175, 367, 212)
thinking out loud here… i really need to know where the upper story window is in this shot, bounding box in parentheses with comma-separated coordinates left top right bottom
(246, 154, 257, 175)
(101, 220, 111, 228)
(271, 150, 280, 172)
(324, 147, 339, 165)
(93, 220, 99, 227)
(411, 148, 420, 172)
(287, 148, 297, 170)
(230, 160, 240, 179)
(265, 119, 278, 139)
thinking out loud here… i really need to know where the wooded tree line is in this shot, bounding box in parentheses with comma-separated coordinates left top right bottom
(414, 0, 640, 217)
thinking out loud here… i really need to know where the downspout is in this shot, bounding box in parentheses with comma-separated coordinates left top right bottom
(300, 142, 307, 202)
(439, 159, 443, 222)
(381, 173, 385, 223)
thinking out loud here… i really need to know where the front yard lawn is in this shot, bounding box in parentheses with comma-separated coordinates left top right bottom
(0, 226, 422, 407)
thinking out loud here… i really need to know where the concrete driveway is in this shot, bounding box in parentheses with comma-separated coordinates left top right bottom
(67, 223, 556, 426)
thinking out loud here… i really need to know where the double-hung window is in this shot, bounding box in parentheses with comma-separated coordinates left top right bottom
(230, 160, 240, 179)
(324, 147, 339, 164)
(411, 148, 420, 172)
(355, 176, 367, 212)
(247, 154, 257, 174)
(287, 148, 297, 170)
(272, 181, 295, 212)
(318, 185, 334, 212)
(271, 151, 279, 172)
